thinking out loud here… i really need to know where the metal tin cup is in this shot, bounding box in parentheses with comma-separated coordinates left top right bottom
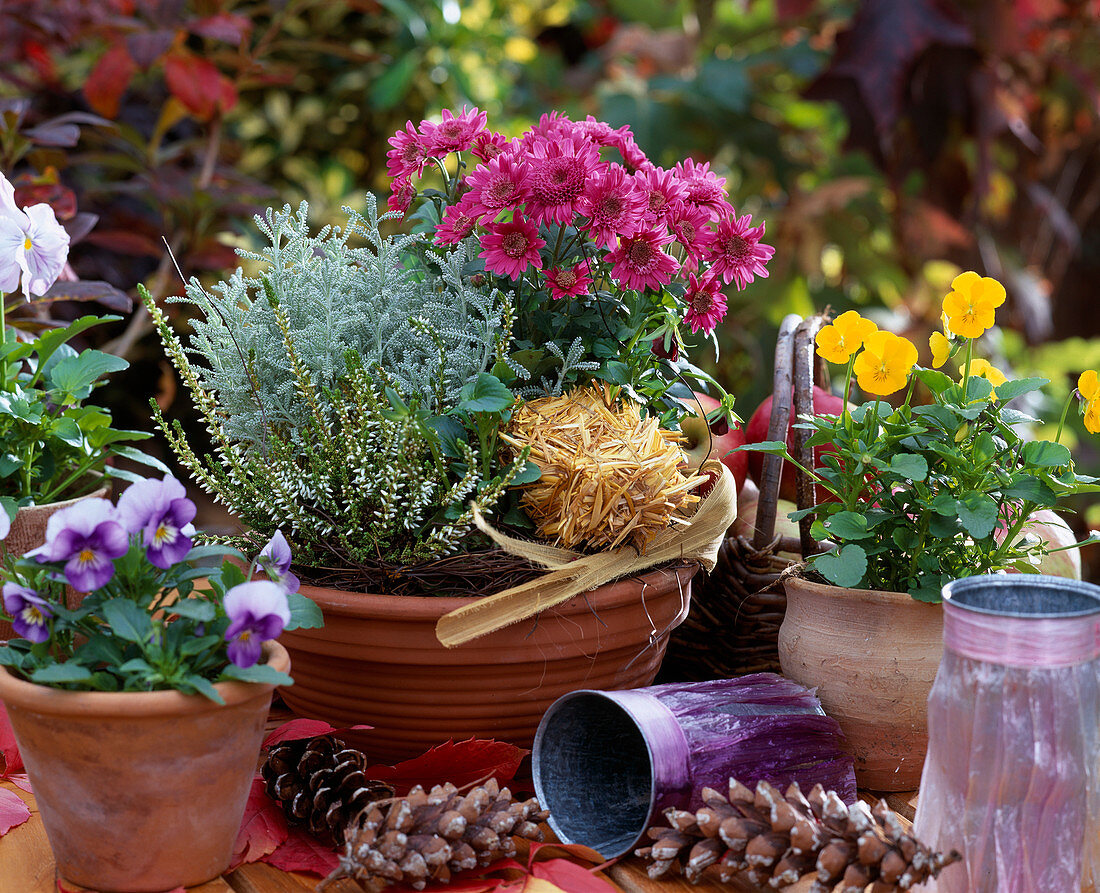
(914, 574, 1100, 893)
(532, 674, 856, 859)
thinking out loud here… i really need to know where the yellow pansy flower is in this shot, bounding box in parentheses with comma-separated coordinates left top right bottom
(942, 271, 1006, 339)
(815, 311, 878, 365)
(960, 358, 1008, 399)
(1078, 370, 1100, 402)
(929, 331, 951, 368)
(1085, 398, 1100, 435)
(854, 330, 918, 397)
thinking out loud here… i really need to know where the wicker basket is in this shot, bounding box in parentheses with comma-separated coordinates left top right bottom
(659, 314, 829, 682)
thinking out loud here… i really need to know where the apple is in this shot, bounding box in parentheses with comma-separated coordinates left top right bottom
(744, 385, 846, 503)
(996, 509, 1082, 580)
(680, 391, 748, 493)
(731, 481, 802, 556)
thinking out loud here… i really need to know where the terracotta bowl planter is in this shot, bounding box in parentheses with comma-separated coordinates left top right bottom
(0, 484, 110, 640)
(280, 564, 697, 763)
(0, 641, 289, 892)
(778, 577, 943, 791)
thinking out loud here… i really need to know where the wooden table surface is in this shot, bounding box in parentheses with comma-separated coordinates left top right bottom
(0, 702, 919, 893)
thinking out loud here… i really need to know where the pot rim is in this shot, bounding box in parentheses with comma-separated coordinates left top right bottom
(783, 574, 938, 608)
(0, 640, 289, 718)
(295, 562, 699, 619)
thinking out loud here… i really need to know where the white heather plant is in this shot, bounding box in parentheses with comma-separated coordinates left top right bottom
(145, 197, 533, 576)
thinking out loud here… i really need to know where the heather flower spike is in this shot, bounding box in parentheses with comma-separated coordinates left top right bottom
(30, 498, 129, 592)
(2, 583, 51, 643)
(116, 475, 197, 569)
(816, 310, 878, 365)
(259, 530, 299, 593)
(224, 580, 291, 668)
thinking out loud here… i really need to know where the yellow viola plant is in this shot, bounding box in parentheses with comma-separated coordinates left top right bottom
(744, 271, 1100, 602)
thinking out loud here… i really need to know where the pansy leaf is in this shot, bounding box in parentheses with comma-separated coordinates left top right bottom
(956, 493, 998, 540)
(914, 367, 954, 395)
(993, 377, 1048, 404)
(824, 512, 870, 540)
(1022, 440, 1071, 468)
(30, 663, 93, 684)
(458, 373, 514, 414)
(812, 544, 867, 588)
(170, 599, 216, 622)
(101, 598, 153, 644)
(221, 664, 294, 687)
(888, 454, 928, 481)
(286, 591, 324, 631)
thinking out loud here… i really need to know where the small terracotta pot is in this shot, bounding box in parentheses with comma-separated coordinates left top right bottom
(280, 565, 697, 762)
(778, 577, 943, 791)
(0, 485, 110, 640)
(0, 641, 288, 892)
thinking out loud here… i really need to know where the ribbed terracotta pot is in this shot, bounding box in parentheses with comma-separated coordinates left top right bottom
(0, 485, 110, 640)
(779, 577, 943, 791)
(280, 564, 697, 762)
(0, 641, 288, 892)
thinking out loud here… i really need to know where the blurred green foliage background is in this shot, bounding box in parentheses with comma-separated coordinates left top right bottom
(3, 0, 1100, 566)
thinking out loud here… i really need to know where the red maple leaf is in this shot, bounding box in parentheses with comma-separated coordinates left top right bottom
(228, 777, 288, 870)
(84, 41, 136, 119)
(364, 739, 529, 796)
(0, 787, 30, 836)
(262, 718, 339, 749)
(164, 51, 238, 121)
(262, 826, 340, 876)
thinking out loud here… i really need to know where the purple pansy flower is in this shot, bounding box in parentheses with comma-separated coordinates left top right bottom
(224, 581, 291, 668)
(258, 530, 299, 593)
(0, 172, 70, 299)
(116, 475, 197, 570)
(29, 498, 128, 592)
(0, 507, 10, 542)
(2, 583, 51, 643)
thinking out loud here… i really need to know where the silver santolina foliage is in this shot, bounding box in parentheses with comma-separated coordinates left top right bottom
(148, 197, 526, 568)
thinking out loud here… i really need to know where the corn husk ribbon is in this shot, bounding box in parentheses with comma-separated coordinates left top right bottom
(435, 460, 737, 647)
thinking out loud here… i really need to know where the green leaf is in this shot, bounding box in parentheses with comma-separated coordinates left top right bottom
(31, 663, 93, 684)
(812, 544, 868, 588)
(893, 527, 922, 551)
(169, 599, 216, 622)
(101, 598, 153, 644)
(992, 377, 1048, 403)
(888, 454, 928, 481)
(1003, 475, 1054, 503)
(509, 460, 541, 486)
(429, 415, 468, 459)
(286, 591, 324, 631)
(824, 512, 870, 540)
(914, 367, 954, 395)
(48, 349, 129, 398)
(220, 663, 294, 687)
(109, 445, 169, 472)
(118, 658, 154, 674)
(736, 440, 790, 457)
(183, 674, 225, 704)
(458, 373, 514, 414)
(30, 315, 115, 371)
(909, 583, 944, 604)
(51, 417, 84, 447)
(956, 493, 998, 539)
(590, 361, 630, 385)
(1022, 440, 1071, 468)
(180, 634, 221, 657)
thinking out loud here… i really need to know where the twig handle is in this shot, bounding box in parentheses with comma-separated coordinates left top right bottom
(793, 317, 824, 557)
(753, 314, 801, 552)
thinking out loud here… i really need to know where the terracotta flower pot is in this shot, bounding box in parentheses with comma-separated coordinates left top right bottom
(0, 485, 111, 641)
(0, 641, 289, 892)
(280, 564, 697, 763)
(778, 577, 943, 791)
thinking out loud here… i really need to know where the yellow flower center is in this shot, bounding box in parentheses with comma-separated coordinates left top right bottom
(78, 548, 95, 564)
(22, 606, 42, 623)
(238, 629, 252, 642)
(23, 237, 31, 251)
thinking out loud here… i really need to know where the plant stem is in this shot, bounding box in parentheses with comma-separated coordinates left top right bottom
(1054, 390, 1075, 445)
(961, 338, 973, 400)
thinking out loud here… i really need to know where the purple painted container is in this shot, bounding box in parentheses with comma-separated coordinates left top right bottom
(532, 673, 856, 859)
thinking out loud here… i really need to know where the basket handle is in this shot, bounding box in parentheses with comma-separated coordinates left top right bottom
(751, 314, 830, 555)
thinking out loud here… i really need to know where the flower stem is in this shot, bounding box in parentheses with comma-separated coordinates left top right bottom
(1054, 390, 1075, 445)
(961, 338, 973, 400)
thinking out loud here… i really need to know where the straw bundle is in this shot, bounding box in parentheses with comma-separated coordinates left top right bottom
(501, 384, 706, 553)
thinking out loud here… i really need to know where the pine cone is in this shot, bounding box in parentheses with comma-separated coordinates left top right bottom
(320, 777, 549, 892)
(636, 778, 960, 891)
(261, 735, 395, 846)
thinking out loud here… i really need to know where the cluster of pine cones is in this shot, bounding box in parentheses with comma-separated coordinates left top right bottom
(260, 734, 958, 893)
(637, 778, 959, 891)
(260, 734, 548, 891)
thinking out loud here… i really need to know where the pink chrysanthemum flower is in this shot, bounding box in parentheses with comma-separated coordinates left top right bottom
(709, 213, 775, 290)
(683, 272, 728, 333)
(673, 158, 733, 221)
(472, 130, 509, 163)
(480, 215, 546, 279)
(421, 106, 487, 157)
(606, 124, 651, 172)
(387, 176, 416, 215)
(433, 197, 479, 245)
(386, 120, 428, 179)
(666, 200, 716, 270)
(524, 136, 603, 227)
(544, 261, 593, 300)
(605, 228, 678, 292)
(577, 165, 647, 250)
(635, 167, 689, 226)
(463, 154, 529, 224)
(572, 115, 615, 146)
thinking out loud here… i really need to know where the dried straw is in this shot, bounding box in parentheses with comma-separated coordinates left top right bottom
(501, 384, 706, 554)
